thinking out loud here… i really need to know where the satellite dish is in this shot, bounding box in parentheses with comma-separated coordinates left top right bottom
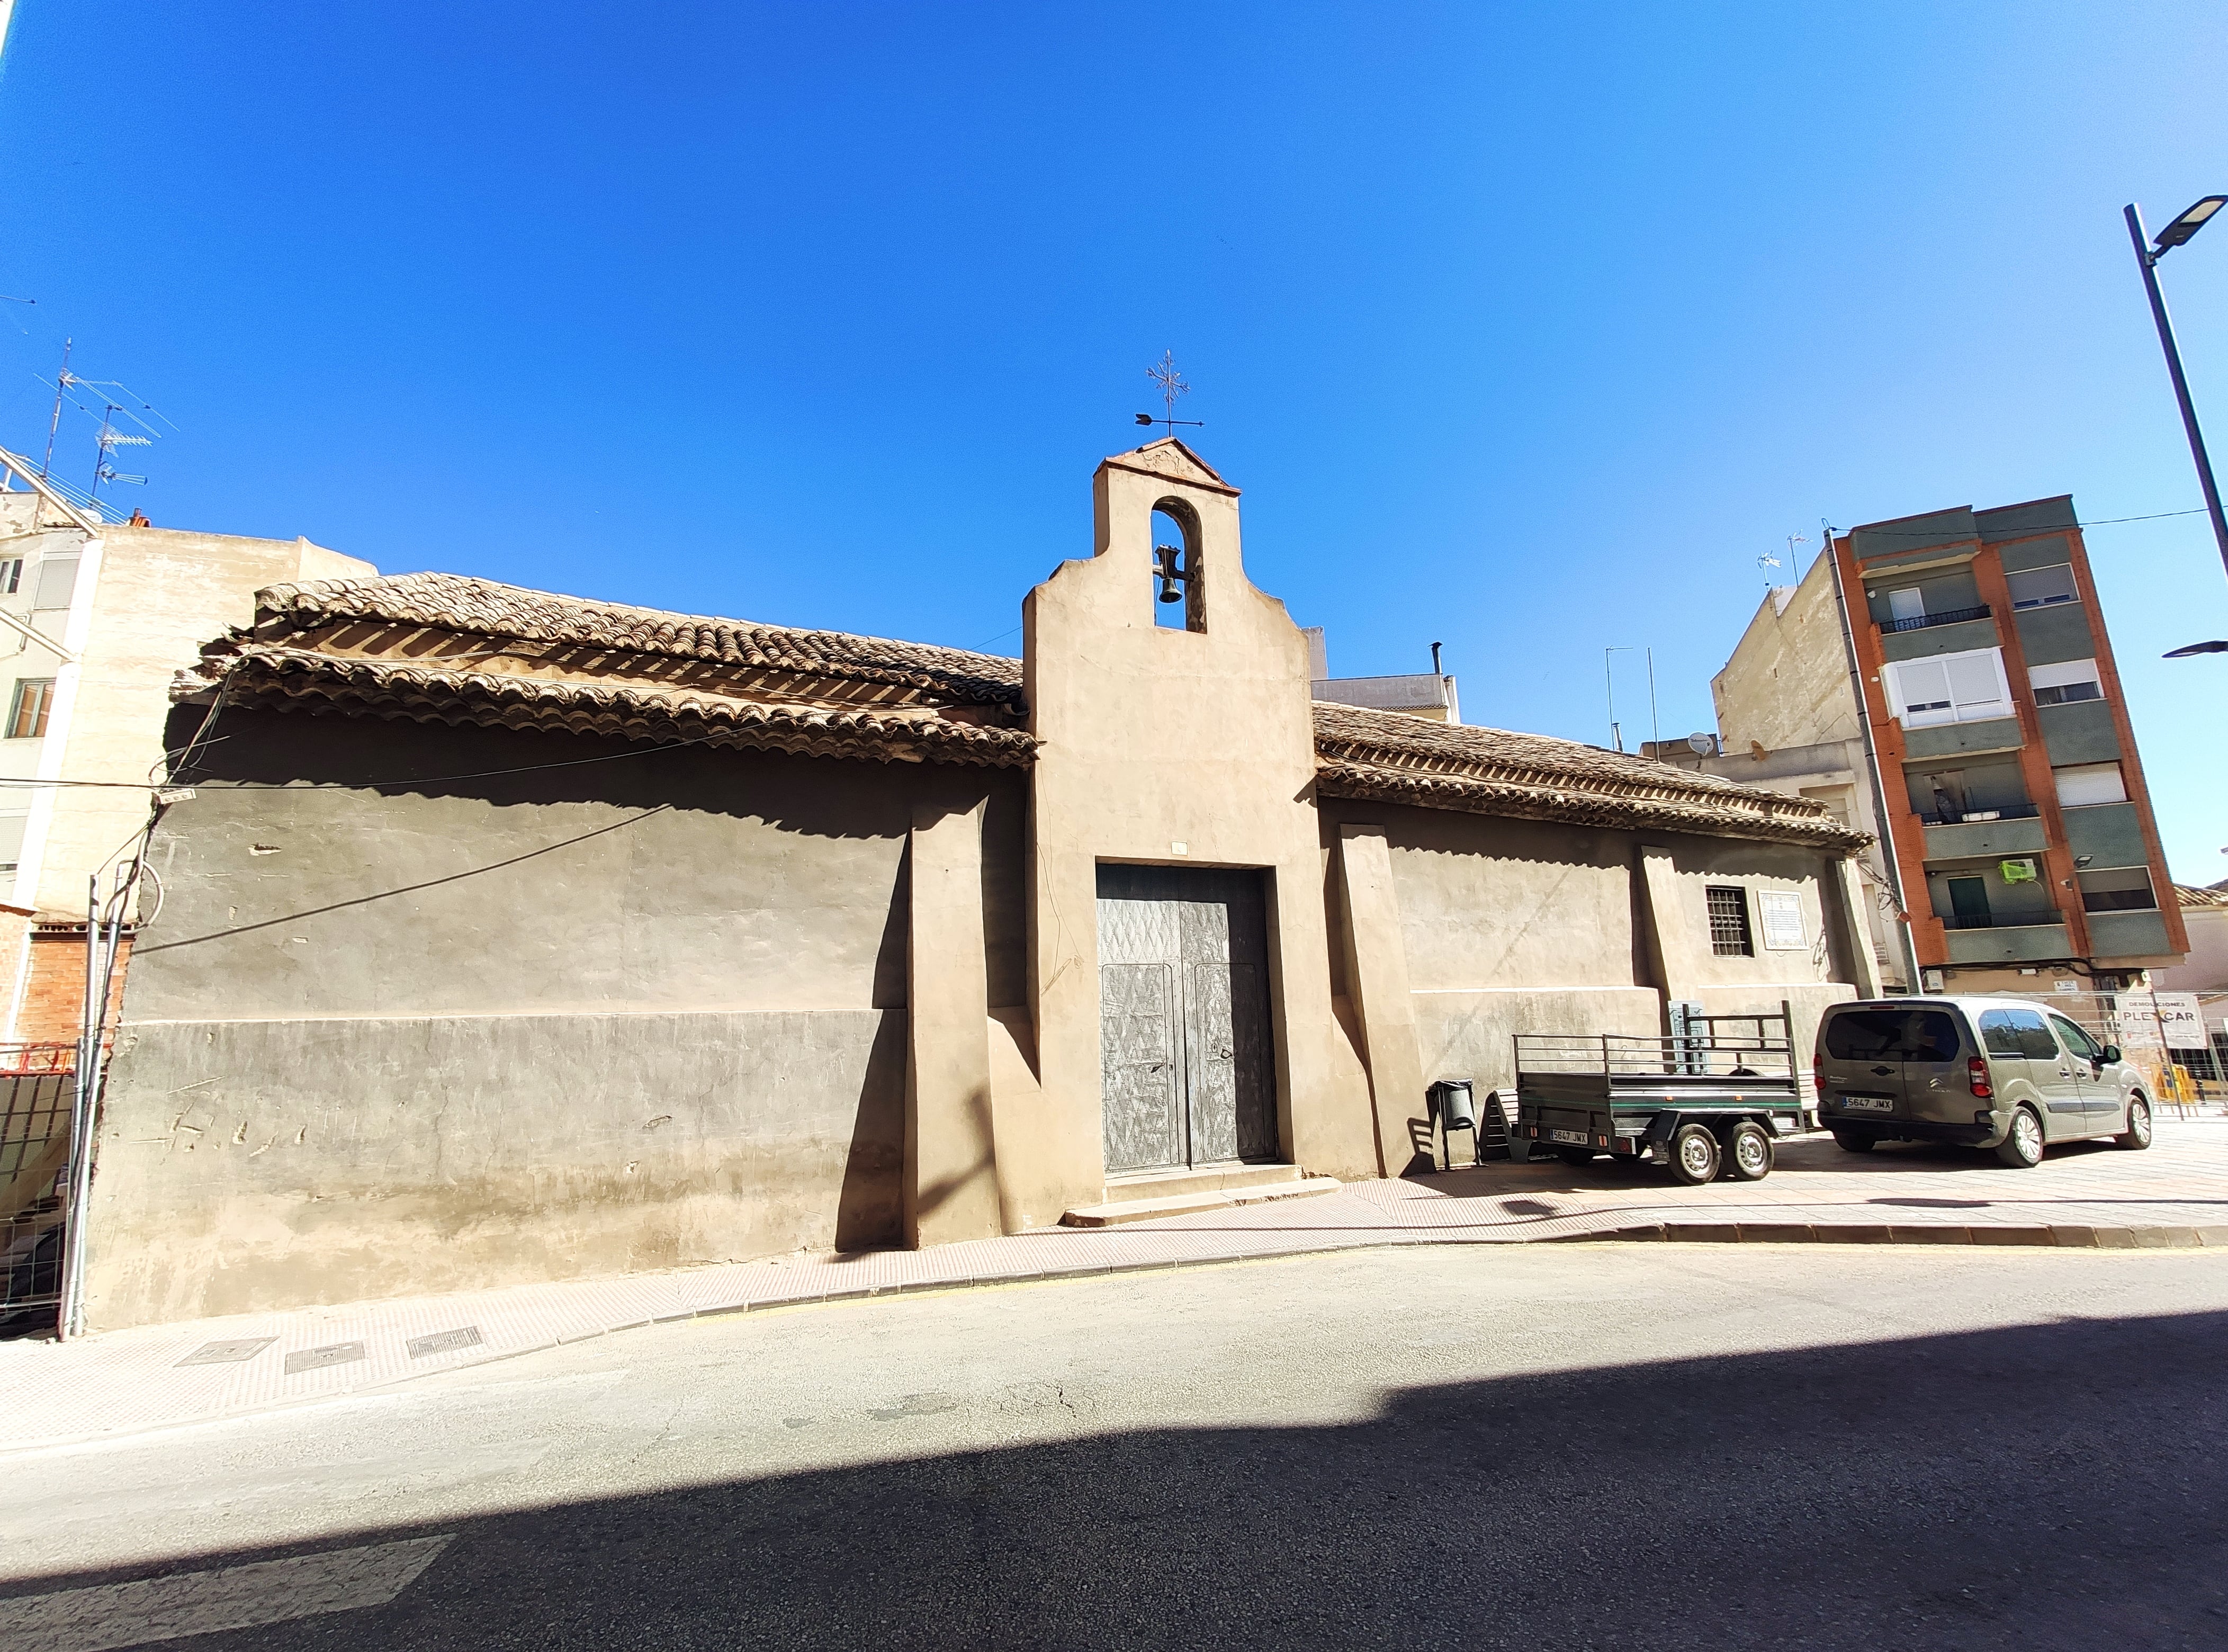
(1686, 733, 1715, 756)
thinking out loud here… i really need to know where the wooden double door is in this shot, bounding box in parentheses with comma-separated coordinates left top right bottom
(1097, 864, 1278, 1174)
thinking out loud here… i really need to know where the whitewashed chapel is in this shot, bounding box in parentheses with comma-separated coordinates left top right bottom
(82, 442, 1874, 1326)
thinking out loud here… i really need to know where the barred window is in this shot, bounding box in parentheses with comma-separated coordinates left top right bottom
(1706, 885, 1753, 956)
(6, 678, 52, 741)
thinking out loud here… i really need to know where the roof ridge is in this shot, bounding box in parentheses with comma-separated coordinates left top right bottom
(256, 570, 1026, 705)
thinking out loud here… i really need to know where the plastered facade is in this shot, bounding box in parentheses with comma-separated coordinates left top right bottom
(82, 444, 1873, 1327)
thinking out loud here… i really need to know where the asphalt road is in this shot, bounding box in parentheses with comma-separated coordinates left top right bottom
(5, 1243, 2227, 1650)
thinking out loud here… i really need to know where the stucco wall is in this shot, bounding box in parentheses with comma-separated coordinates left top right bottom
(1020, 443, 1380, 1200)
(2155, 907, 2228, 996)
(1319, 796, 1858, 1105)
(85, 709, 1026, 1327)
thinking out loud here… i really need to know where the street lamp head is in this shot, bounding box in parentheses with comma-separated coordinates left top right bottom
(2163, 640, 2228, 657)
(2154, 195, 2228, 253)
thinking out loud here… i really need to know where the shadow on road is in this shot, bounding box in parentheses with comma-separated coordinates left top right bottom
(5, 1309, 2225, 1649)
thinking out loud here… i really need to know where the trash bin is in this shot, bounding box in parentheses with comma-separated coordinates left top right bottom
(1429, 1078, 1477, 1133)
(1428, 1078, 1478, 1170)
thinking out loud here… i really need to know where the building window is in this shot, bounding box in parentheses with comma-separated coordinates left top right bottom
(2029, 657, 2103, 706)
(6, 678, 53, 740)
(2053, 761, 2126, 808)
(2006, 564, 2077, 609)
(30, 555, 79, 612)
(0, 558, 20, 596)
(1881, 648, 2012, 728)
(2078, 868, 2158, 912)
(1886, 587, 1925, 623)
(1706, 885, 1753, 956)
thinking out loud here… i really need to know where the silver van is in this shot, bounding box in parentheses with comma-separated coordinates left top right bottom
(1813, 997, 2153, 1168)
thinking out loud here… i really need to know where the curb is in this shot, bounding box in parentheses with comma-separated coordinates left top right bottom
(1568, 1222, 2228, 1249)
(8, 1216, 2226, 1456)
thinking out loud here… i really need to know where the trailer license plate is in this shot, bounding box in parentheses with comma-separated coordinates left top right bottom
(1839, 1095, 1894, 1113)
(1548, 1128, 1589, 1145)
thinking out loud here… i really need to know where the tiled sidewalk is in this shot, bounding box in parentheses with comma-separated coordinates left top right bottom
(4, 1118, 2225, 1453)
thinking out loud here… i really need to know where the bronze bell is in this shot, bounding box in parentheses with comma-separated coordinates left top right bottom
(1154, 544, 1184, 603)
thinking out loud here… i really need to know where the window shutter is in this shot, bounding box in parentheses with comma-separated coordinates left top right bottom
(2053, 763, 2127, 807)
(1888, 658, 1954, 725)
(1944, 652, 2008, 720)
(31, 556, 79, 612)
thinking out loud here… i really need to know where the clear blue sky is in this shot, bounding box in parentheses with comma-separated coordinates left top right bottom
(2, 3, 2223, 877)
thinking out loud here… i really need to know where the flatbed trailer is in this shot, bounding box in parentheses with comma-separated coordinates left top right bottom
(1513, 1010, 1805, 1184)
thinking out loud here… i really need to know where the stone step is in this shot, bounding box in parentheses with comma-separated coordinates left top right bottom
(1097, 1162, 1302, 1205)
(1061, 1176, 1342, 1229)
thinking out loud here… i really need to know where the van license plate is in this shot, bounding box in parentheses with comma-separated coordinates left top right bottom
(1547, 1128, 1590, 1145)
(1839, 1096, 1894, 1113)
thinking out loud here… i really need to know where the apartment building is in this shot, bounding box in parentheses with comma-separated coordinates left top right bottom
(0, 454, 372, 1042)
(1704, 493, 2183, 995)
(1840, 497, 2183, 989)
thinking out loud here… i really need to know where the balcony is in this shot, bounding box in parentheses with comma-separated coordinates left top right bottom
(1903, 717, 2023, 761)
(1882, 603, 1991, 634)
(1914, 802, 2041, 827)
(1918, 805, 2047, 861)
(1941, 918, 2072, 966)
(1942, 908, 2060, 931)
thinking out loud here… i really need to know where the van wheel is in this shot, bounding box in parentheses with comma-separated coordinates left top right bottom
(1995, 1107, 2045, 1169)
(1556, 1147, 1597, 1167)
(2116, 1095, 2152, 1151)
(1669, 1123, 1721, 1186)
(1831, 1130, 1875, 1153)
(1727, 1121, 1774, 1181)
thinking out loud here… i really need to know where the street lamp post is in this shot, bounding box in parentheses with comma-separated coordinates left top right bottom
(2125, 197, 2228, 583)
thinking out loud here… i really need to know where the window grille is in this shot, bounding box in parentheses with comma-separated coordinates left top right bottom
(6, 679, 53, 741)
(1706, 886, 1753, 956)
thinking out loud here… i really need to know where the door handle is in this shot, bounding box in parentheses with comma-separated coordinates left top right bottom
(2058, 1068, 2070, 1077)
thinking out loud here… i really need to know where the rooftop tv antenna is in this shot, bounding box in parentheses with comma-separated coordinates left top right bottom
(41, 337, 73, 480)
(1134, 350, 1205, 440)
(1758, 532, 1809, 585)
(91, 402, 151, 501)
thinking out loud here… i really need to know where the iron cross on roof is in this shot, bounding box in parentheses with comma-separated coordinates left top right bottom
(1135, 351, 1206, 439)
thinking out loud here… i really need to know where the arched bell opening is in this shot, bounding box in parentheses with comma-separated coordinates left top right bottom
(1150, 497, 1205, 633)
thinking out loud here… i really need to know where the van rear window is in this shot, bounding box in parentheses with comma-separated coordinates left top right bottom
(1825, 1009, 1962, 1063)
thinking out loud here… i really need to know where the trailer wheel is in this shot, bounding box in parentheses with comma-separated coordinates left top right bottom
(1556, 1147, 1597, 1167)
(1726, 1120, 1773, 1181)
(1669, 1123, 1721, 1186)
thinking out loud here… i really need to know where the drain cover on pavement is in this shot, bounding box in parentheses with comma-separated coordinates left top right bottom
(407, 1326, 482, 1359)
(282, 1342, 367, 1374)
(176, 1338, 276, 1367)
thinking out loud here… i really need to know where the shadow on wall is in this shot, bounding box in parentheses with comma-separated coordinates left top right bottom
(164, 703, 1003, 840)
(155, 704, 1031, 1005)
(834, 1011, 907, 1252)
(10, 1310, 2224, 1647)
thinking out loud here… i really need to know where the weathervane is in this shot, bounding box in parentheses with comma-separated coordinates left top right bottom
(1135, 350, 1205, 440)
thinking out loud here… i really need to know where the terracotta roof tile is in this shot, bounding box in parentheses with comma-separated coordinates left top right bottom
(187, 572, 1867, 845)
(257, 571, 1025, 706)
(1312, 701, 1865, 848)
(198, 641, 1034, 769)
